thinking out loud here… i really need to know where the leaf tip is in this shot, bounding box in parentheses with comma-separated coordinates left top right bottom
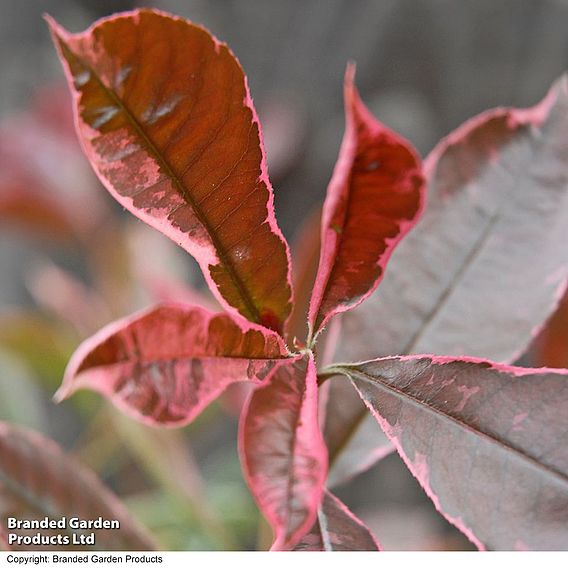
(43, 13, 66, 40)
(343, 61, 357, 100)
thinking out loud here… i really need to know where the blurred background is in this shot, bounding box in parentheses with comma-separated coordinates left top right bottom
(2, 0, 568, 551)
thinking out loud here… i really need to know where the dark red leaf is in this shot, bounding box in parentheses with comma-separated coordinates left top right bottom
(292, 490, 381, 551)
(307, 65, 424, 338)
(333, 356, 568, 550)
(47, 9, 293, 333)
(239, 353, 327, 550)
(56, 303, 288, 426)
(0, 422, 155, 550)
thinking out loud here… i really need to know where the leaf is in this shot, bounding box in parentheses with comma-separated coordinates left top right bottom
(239, 353, 327, 550)
(56, 303, 288, 427)
(331, 74, 568, 484)
(338, 75, 568, 364)
(324, 377, 393, 487)
(292, 490, 380, 551)
(0, 422, 155, 550)
(307, 65, 424, 338)
(332, 356, 568, 550)
(47, 9, 293, 333)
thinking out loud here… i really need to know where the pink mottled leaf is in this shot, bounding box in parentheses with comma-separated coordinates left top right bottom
(307, 65, 424, 338)
(0, 422, 155, 550)
(331, 356, 568, 550)
(293, 490, 381, 551)
(239, 353, 327, 550)
(333, 74, 568, 485)
(56, 303, 288, 427)
(47, 9, 292, 333)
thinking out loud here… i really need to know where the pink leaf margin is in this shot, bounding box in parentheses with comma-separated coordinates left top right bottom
(238, 353, 328, 550)
(342, 353, 568, 550)
(308, 64, 425, 339)
(423, 77, 568, 359)
(55, 302, 289, 428)
(45, 10, 294, 335)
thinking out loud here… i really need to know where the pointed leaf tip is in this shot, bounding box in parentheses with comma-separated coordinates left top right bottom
(48, 9, 293, 334)
(308, 69, 425, 338)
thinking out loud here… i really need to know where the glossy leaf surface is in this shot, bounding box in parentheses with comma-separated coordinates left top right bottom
(308, 66, 423, 337)
(239, 353, 327, 550)
(48, 9, 292, 333)
(57, 303, 288, 426)
(293, 491, 380, 551)
(332, 75, 568, 484)
(0, 422, 154, 550)
(333, 356, 568, 550)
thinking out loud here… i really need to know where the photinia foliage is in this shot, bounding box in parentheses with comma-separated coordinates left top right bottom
(44, 8, 568, 551)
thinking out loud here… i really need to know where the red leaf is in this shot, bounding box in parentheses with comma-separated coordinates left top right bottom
(292, 490, 381, 551)
(333, 356, 568, 550)
(56, 303, 288, 427)
(307, 65, 424, 338)
(332, 74, 568, 484)
(47, 9, 293, 333)
(0, 422, 155, 550)
(239, 353, 327, 550)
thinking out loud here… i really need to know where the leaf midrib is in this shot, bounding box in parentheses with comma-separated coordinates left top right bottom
(61, 38, 263, 325)
(338, 365, 568, 488)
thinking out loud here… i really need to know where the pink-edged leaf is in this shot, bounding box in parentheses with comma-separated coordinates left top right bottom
(0, 422, 155, 550)
(57, 303, 288, 427)
(292, 490, 381, 551)
(47, 9, 293, 334)
(307, 65, 424, 338)
(325, 377, 393, 488)
(331, 356, 568, 550)
(332, 74, 568, 485)
(338, 74, 568, 364)
(239, 353, 327, 550)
